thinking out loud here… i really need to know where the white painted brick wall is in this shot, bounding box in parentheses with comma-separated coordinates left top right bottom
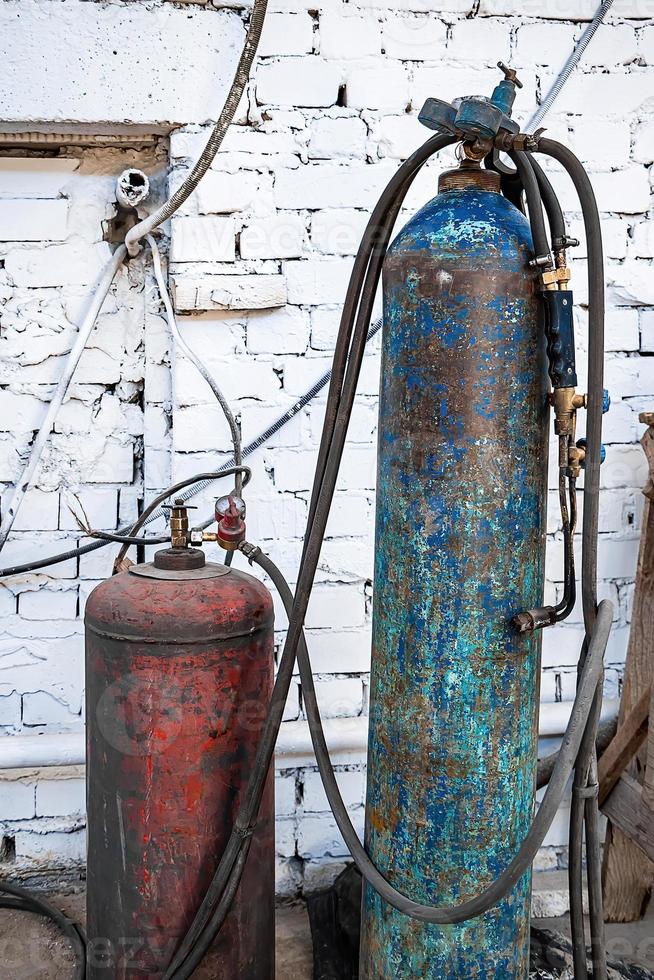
(1, 0, 653, 896)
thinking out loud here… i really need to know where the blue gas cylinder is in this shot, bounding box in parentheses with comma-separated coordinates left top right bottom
(361, 161, 549, 978)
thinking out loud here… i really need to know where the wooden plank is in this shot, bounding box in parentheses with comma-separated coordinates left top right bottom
(603, 774, 654, 867)
(603, 416, 654, 922)
(598, 685, 650, 807)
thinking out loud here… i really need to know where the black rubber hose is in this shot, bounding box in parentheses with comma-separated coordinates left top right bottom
(510, 151, 552, 265)
(536, 137, 607, 980)
(84, 530, 170, 546)
(173, 131, 610, 960)
(162, 134, 452, 980)
(302, 133, 450, 555)
(527, 152, 567, 246)
(536, 713, 617, 791)
(251, 548, 612, 925)
(0, 880, 86, 980)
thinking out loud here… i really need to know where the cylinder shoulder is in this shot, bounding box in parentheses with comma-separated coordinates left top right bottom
(389, 188, 533, 263)
(85, 564, 274, 641)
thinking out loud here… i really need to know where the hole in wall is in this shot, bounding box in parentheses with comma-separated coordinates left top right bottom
(0, 835, 16, 863)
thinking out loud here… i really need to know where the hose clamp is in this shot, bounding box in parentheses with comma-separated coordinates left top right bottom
(239, 541, 261, 564)
(574, 782, 599, 800)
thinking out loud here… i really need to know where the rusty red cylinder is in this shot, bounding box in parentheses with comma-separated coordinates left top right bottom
(84, 551, 275, 979)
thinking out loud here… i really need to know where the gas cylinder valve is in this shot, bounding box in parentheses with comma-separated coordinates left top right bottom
(418, 61, 523, 144)
(161, 498, 197, 548)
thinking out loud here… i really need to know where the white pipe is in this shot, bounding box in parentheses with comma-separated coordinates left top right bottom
(0, 244, 127, 552)
(0, 699, 620, 773)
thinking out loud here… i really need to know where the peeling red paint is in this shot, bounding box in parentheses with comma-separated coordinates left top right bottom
(85, 563, 275, 979)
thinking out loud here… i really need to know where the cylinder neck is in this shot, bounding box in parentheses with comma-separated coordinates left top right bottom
(438, 161, 501, 194)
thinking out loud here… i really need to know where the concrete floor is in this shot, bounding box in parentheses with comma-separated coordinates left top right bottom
(1, 885, 653, 978)
(0, 889, 313, 979)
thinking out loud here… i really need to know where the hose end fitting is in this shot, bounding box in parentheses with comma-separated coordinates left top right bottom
(513, 606, 557, 634)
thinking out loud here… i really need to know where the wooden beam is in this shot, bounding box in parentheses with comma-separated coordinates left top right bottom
(603, 774, 654, 867)
(603, 416, 654, 922)
(598, 685, 650, 807)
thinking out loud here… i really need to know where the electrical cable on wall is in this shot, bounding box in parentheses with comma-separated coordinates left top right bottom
(0, 0, 613, 563)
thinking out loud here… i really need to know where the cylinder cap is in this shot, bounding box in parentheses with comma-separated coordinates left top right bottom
(153, 547, 206, 571)
(439, 163, 501, 194)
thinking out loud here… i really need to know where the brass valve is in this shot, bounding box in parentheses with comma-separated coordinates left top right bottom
(161, 498, 197, 549)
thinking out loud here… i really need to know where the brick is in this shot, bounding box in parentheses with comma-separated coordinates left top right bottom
(382, 14, 446, 60)
(240, 214, 307, 259)
(357, 0, 472, 10)
(257, 58, 340, 108)
(605, 308, 640, 352)
(247, 305, 311, 354)
(587, 168, 651, 215)
(611, 262, 654, 307)
(4, 241, 112, 288)
(633, 119, 654, 165)
(196, 171, 261, 213)
(310, 306, 341, 349)
(514, 22, 576, 66)
(306, 582, 366, 629)
(568, 119, 631, 171)
(14, 828, 85, 865)
(449, 18, 511, 63)
(62, 478, 124, 533)
(19, 588, 78, 621)
(175, 354, 279, 405)
(172, 273, 287, 312)
(303, 768, 365, 811)
(285, 257, 353, 304)
(0, 200, 68, 242)
(319, 12, 381, 59)
(275, 161, 395, 209)
(313, 677, 364, 718)
(480, 0, 602, 16)
(557, 72, 654, 116)
(577, 23, 638, 67)
(0, 158, 78, 198)
(305, 627, 372, 673)
(632, 220, 654, 258)
(259, 12, 314, 56)
(0, 781, 35, 820)
(345, 65, 409, 111)
(10, 489, 59, 532)
(311, 208, 368, 255)
(308, 115, 368, 159)
(276, 773, 297, 817)
(36, 778, 85, 817)
(173, 404, 239, 451)
(641, 309, 654, 352)
(601, 444, 649, 490)
(375, 113, 426, 160)
(0, 390, 45, 432)
(597, 536, 639, 580)
(0, 691, 21, 728)
(22, 691, 80, 727)
(297, 810, 363, 859)
(171, 216, 236, 262)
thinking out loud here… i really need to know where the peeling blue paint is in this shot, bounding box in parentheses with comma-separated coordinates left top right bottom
(361, 183, 550, 978)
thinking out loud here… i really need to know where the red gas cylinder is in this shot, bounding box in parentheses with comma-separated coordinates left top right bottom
(85, 542, 275, 979)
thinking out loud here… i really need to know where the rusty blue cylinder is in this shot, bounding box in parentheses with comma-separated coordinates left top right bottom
(361, 164, 549, 978)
